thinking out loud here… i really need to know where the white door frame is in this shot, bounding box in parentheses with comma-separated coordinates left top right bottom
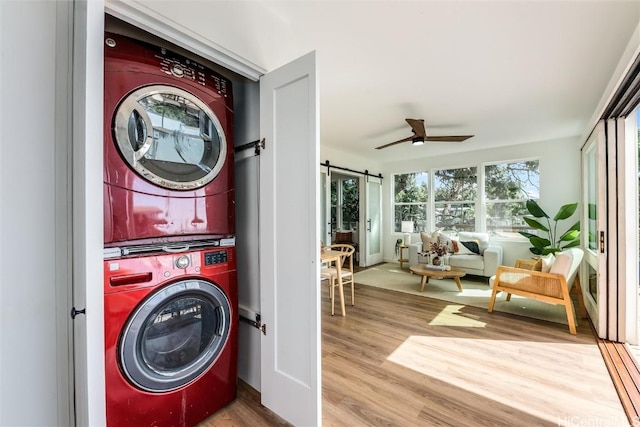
(71, 0, 107, 425)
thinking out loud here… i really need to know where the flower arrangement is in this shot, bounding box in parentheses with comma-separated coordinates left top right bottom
(429, 241, 448, 257)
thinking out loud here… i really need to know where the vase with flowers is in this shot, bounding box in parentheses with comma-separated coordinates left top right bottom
(429, 241, 448, 266)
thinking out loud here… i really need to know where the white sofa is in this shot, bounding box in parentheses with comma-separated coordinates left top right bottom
(408, 231, 503, 278)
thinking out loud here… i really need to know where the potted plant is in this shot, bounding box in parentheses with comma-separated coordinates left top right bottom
(395, 238, 404, 257)
(518, 200, 580, 255)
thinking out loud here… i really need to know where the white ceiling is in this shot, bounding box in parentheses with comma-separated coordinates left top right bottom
(129, 1, 640, 163)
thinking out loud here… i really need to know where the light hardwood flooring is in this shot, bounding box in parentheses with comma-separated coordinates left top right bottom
(201, 283, 628, 426)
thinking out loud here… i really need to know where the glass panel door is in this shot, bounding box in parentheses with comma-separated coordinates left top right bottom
(365, 177, 383, 265)
(320, 170, 330, 246)
(581, 122, 608, 337)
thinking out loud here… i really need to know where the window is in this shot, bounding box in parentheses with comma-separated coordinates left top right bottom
(341, 178, 359, 230)
(434, 167, 477, 232)
(392, 160, 540, 236)
(485, 160, 539, 235)
(393, 172, 428, 232)
(330, 176, 360, 232)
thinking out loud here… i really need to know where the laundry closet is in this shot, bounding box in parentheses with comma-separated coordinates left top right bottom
(93, 6, 321, 426)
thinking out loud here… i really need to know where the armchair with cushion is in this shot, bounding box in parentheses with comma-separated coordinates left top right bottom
(408, 231, 503, 278)
(487, 248, 585, 334)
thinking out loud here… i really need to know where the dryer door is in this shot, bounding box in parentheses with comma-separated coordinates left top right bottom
(113, 85, 227, 190)
(120, 279, 231, 392)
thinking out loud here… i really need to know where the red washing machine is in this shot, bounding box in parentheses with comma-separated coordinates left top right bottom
(104, 243, 238, 427)
(103, 32, 235, 246)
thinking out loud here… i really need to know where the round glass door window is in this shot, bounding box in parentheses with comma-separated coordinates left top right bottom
(120, 280, 231, 392)
(113, 85, 227, 190)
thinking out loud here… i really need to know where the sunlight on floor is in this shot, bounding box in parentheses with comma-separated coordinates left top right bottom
(386, 335, 628, 425)
(428, 304, 486, 327)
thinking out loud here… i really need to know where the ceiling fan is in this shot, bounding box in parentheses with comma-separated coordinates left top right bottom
(375, 118, 474, 150)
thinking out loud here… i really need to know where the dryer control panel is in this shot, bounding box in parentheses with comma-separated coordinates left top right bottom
(104, 32, 232, 99)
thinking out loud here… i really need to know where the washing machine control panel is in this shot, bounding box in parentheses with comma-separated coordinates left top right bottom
(156, 51, 230, 97)
(204, 250, 228, 266)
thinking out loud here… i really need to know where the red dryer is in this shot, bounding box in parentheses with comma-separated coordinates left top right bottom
(104, 32, 235, 246)
(104, 244, 238, 427)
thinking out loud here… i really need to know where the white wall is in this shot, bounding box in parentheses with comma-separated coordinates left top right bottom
(0, 1, 72, 425)
(378, 137, 582, 263)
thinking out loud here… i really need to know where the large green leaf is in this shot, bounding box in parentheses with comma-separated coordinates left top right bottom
(530, 247, 543, 255)
(559, 229, 580, 241)
(529, 236, 551, 248)
(523, 216, 549, 232)
(554, 202, 578, 221)
(567, 220, 580, 231)
(561, 239, 581, 249)
(518, 231, 537, 239)
(525, 199, 549, 218)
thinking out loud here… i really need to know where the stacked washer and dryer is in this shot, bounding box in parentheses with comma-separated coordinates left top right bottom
(102, 32, 238, 427)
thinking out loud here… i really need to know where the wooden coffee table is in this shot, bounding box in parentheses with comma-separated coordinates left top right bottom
(409, 265, 465, 292)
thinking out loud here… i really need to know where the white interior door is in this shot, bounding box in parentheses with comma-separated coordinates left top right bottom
(259, 51, 320, 426)
(365, 176, 383, 265)
(581, 121, 608, 337)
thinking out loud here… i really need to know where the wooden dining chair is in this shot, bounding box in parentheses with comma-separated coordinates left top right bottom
(320, 244, 355, 316)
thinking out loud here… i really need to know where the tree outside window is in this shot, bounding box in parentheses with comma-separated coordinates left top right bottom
(330, 177, 359, 232)
(341, 178, 359, 230)
(485, 160, 539, 235)
(393, 172, 428, 232)
(434, 167, 477, 232)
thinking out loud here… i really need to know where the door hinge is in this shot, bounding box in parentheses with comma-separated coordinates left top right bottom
(70, 307, 86, 319)
(599, 231, 605, 253)
(239, 313, 267, 335)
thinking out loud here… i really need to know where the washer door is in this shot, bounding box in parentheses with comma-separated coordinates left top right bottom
(113, 85, 227, 190)
(120, 280, 231, 392)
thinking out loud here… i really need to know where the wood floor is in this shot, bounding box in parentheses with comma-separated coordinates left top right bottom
(200, 282, 627, 426)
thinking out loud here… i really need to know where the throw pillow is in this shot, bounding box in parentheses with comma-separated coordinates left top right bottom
(459, 240, 481, 255)
(419, 231, 430, 252)
(420, 231, 439, 252)
(540, 254, 555, 273)
(436, 232, 455, 253)
(458, 232, 490, 254)
(550, 251, 573, 277)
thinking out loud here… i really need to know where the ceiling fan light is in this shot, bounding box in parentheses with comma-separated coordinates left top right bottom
(412, 137, 424, 146)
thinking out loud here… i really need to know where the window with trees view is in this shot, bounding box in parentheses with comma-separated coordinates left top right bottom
(393, 172, 428, 232)
(434, 167, 477, 232)
(485, 160, 540, 234)
(392, 159, 539, 236)
(331, 177, 359, 232)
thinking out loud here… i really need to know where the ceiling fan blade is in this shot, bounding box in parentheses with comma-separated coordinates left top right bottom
(405, 118, 427, 138)
(425, 135, 474, 142)
(375, 135, 413, 149)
